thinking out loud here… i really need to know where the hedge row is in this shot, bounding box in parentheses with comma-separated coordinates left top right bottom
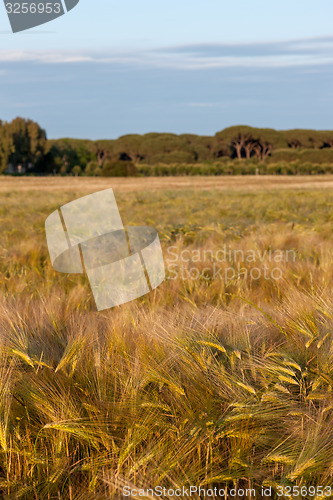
(137, 161, 333, 176)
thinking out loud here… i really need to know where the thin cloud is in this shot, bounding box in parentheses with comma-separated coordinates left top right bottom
(0, 36, 332, 69)
(0, 51, 93, 63)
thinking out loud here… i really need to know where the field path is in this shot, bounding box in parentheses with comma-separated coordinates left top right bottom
(1, 175, 333, 193)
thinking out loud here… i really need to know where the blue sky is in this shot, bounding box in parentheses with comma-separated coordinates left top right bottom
(0, 0, 332, 138)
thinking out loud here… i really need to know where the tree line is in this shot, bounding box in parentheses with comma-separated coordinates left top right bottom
(1, 118, 333, 176)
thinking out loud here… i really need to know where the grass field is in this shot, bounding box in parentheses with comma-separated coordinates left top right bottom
(1, 176, 333, 499)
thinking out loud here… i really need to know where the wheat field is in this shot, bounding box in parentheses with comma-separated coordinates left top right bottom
(1, 176, 333, 499)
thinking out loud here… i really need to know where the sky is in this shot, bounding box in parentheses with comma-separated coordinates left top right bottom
(0, 0, 332, 139)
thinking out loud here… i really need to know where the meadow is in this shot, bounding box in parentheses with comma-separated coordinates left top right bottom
(1, 176, 333, 498)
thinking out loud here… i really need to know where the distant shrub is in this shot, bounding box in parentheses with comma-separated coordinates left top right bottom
(72, 165, 82, 176)
(59, 165, 68, 176)
(85, 161, 100, 176)
(101, 160, 138, 177)
(137, 160, 333, 176)
(270, 148, 333, 164)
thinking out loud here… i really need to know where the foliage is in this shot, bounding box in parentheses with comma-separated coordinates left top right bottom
(101, 160, 138, 177)
(0, 117, 48, 173)
(85, 161, 101, 176)
(2, 118, 333, 176)
(138, 160, 333, 176)
(72, 165, 82, 176)
(269, 148, 333, 164)
(0, 119, 14, 173)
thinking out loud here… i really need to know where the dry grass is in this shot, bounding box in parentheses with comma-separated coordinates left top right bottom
(0, 177, 333, 498)
(2, 175, 333, 194)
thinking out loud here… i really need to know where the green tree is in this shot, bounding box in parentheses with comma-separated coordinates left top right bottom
(0, 120, 14, 173)
(7, 117, 48, 171)
(85, 161, 100, 176)
(113, 135, 145, 164)
(72, 165, 82, 176)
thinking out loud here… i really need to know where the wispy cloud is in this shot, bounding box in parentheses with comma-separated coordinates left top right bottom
(0, 36, 333, 69)
(0, 51, 92, 63)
